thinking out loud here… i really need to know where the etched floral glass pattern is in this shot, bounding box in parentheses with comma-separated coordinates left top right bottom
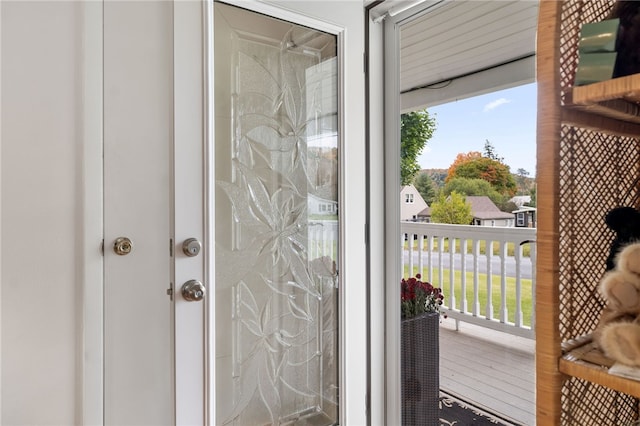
(214, 4, 339, 425)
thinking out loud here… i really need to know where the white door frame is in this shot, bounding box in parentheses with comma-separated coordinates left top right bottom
(383, 13, 403, 426)
(174, 2, 206, 424)
(381, 3, 441, 424)
(364, 8, 386, 425)
(81, 1, 367, 424)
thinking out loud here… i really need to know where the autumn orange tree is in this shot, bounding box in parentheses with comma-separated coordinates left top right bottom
(446, 151, 482, 181)
(446, 150, 517, 197)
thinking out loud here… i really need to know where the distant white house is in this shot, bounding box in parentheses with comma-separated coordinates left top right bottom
(309, 193, 338, 216)
(400, 185, 429, 221)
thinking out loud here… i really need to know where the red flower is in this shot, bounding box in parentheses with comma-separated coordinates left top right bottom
(400, 274, 445, 319)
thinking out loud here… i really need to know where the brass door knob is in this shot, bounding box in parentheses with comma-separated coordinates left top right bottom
(114, 237, 133, 255)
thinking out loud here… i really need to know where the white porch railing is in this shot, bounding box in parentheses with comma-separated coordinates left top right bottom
(402, 222, 536, 339)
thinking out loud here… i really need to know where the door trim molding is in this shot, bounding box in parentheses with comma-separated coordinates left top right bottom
(203, 1, 215, 424)
(174, 1, 207, 424)
(383, 15, 402, 426)
(81, 2, 104, 424)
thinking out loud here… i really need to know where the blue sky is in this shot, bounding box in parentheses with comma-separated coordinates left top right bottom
(418, 83, 537, 176)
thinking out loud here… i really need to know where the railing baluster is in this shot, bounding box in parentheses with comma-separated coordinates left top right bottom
(485, 240, 494, 320)
(529, 241, 537, 331)
(449, 237, 456, 311)
(515, 242, 523, 328)
(427, 235, 434, 283)
(408, 233, 414, 277)
(400, 222, 536, 339)
(325, 225, 330, 260)
(331, 222, 337, 260)
(401, 233, 406, 278)
(500, 241, 508, 323)
(418, 234, 424, 277)
(473, 239, 480, 317)
(461, 239, 468, 313)
(437, 236, 444, 289)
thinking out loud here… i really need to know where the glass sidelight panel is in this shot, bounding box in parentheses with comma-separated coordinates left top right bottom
(214, 3, 339, 425)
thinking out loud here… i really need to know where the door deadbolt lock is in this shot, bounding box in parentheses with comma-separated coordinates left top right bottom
(182, 238, 202, 257)
(182, 280, 206, 302)
(114, 237, 133, 255)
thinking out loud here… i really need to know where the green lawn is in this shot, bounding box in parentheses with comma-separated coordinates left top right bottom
(404, 265, 533, 327)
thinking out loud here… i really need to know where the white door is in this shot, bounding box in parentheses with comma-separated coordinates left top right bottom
(103, 1, 366, 424)
(103, 2, 205, 424)
(103, 1, 176, 424)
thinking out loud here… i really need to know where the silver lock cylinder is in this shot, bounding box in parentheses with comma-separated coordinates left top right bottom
(182, 280, 206, 302)
(182, 238, 202, 257)
(114, 237, 133, 255)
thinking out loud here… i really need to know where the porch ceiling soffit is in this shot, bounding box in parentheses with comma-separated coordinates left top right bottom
(368, 0, 540, 112)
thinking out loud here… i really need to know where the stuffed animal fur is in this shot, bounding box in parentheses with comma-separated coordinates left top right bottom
(593, 206, 640, 366)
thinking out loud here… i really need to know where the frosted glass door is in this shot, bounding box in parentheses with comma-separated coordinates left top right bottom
(214, 3, 340, 425)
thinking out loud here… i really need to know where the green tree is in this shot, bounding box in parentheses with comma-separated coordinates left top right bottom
(443, 177, 520, 212)
(443, 177, 520, 213)
(443, 177, 503, 204)
(430, 191, 473, 224)
(483, 139, 503, 162)
(446, 154, 517, 197)
(413, 171, 437, 204)
(428, 169, 447, 189)
(527, 186, 537, 207)
(401, 110, 437, 185)
(516, 168, 530, 195)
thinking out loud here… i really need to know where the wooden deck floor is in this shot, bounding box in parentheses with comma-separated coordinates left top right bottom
(439, 319, 536, 426)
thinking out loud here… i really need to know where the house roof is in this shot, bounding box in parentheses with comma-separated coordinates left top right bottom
(513, 206, 537, 213)
(418, 206, 431, 216)
(417, 195, 512, 220)
(466, 196, 514, 220)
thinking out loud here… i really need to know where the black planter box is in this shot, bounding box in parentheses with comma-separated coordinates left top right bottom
(401, 313, 440, 425)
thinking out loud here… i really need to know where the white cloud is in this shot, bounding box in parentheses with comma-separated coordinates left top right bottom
(483, 98, 511, 112)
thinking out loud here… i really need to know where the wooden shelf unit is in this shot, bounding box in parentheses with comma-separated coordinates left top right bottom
(559, 337, 640, 399)
(559, 358, 640, 399)
(537, 1, 640, 425)
(566, 74, 640, 125)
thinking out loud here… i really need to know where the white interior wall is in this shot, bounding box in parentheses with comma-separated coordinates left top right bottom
(1, 2, 85, 424)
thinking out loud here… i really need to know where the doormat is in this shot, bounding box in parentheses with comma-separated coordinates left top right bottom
(439, 391, 525, 426)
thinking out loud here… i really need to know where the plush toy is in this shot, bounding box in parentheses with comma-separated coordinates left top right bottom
(595, 242, 640, 367)
(594, 206, 640, 367)
(604, 206, 640, 271)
